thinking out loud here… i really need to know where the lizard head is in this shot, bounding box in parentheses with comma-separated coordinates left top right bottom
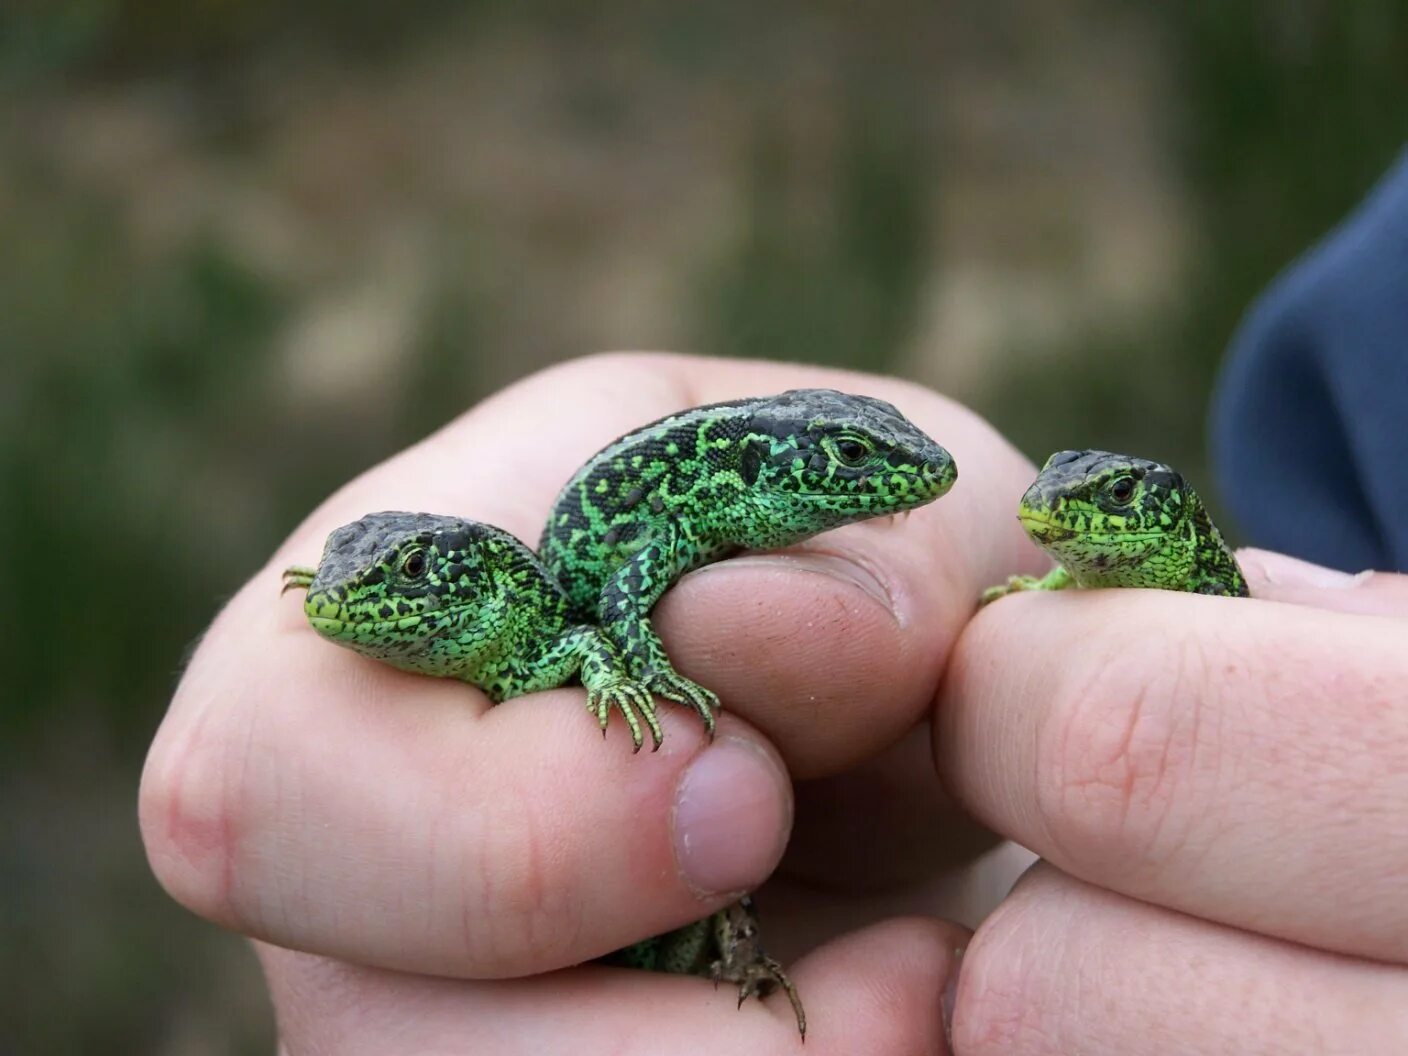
(1017, 449, 1194, 584)
(739, 389, 956, 529)
(282, 512, 493, 667)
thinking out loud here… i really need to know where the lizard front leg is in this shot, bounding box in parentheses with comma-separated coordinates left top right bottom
(553, 625, 664, 752)
(980, 564, 1073, 605)
(596, 521, 719, 739)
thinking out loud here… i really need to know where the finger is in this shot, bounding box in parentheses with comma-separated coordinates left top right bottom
(259, 916, 968, 1055)
(1240, 547, 1408, 615)
(142, 596, 792, 975)
(937, 587, 1408, 962)
(952, 863, 1407, 1056)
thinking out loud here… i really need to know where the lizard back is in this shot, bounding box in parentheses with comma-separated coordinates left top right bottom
(537, 389, 956, 617)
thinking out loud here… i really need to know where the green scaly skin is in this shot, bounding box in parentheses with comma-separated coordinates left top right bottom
(539, 388, 957, 744)
(282, 512, 810, 1035)
(981, 449, 1248, 603)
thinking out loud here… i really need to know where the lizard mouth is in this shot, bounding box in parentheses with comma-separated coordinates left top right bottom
(792, 475, 948, 505)
(307, 610, 456, 637)
(1018, 512, 1164, 546)
(1018, 513, 1078, 542)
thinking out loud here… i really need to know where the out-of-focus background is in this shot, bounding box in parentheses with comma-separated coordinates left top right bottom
(2, 2, 1404, 1051)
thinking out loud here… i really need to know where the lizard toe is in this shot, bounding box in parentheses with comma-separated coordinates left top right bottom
(647, 671, 720, 740)
(586, 684, 647, 751)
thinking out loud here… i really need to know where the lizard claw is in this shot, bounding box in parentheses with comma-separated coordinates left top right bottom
(586, 679, 663, 752)
(710, 953, 806, 1040)
(978, 584, 1008, 606)
(708, 896, 806, 1039)
(646, 669, 719, 741)
(979, 574, 1040, 606)
(281, 565, 316, 594)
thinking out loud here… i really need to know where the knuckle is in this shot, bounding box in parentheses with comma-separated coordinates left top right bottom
(138, 705, 242, 929)
(1035, 629, 1220, 875)
(459, 784, 585, 974)
(951, 885, 1069, 1056)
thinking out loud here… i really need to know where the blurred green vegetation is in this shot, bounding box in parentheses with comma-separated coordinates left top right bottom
(1, 2, 1405, 1051)
(698, 86, 931, 369)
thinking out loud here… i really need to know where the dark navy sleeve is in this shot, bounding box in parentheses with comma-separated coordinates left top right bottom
(1210, 148, 1408, 573)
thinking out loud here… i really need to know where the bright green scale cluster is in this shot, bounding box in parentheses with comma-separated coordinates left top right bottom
(283, 389, 957, 1040)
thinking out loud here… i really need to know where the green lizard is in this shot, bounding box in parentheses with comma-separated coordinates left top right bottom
(981, 449, 1247, 602)
(538, 388, 957, 745)
(281, 387, 956, 1039)
(281, 512, 652, 718)
(282, 512, 809, 1034)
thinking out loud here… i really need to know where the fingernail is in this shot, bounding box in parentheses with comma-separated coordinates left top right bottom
(673, 736, 792, 897)
(698, 551, 896, 616)
(1239, 548, 1370, 589)
(941, 942, 965, 1052)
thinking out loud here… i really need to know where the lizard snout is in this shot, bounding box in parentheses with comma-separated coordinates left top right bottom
(919, 450, 957, 496)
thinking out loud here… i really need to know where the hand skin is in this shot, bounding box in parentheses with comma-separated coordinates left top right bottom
(939, 549, 1408, 1055)
(140, 352, 1044, 1055)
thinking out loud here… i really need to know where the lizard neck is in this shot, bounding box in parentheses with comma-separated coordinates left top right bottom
(1185, 490, 1249, 596)
(388, 530, 577, 686)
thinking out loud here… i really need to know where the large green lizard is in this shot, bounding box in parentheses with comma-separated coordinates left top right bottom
(281, 389, 957, 1039)
(982, 449, 1247, 602)
(538, 388, 957, 744)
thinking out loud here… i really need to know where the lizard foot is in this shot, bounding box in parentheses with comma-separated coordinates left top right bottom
(710, 897, 805, 1039)
(979, 574, 1042, 606)
(980, 566, 1072, 606)
(646, 669, 719, 741)
(586, 678, 663, 753)
(281, 565, 317, 594)
(712, 955, 806, 1041)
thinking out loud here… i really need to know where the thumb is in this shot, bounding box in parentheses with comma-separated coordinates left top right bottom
(1239, 548, 1408, 615)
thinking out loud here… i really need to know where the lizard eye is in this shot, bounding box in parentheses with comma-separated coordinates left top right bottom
(833, 435, 871, 466)
(400, 548, 428, 580)
(1108, 477, 1136, 505)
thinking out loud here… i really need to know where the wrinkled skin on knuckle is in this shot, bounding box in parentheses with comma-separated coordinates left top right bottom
(264, 950, 385, 1056)
(951, 883, 1073, 1056)
(1234, 629, 1408, 953)
(452, 775, 588, 976)
(141, 591, 301, 935)
(139, 688, 245, 930)
(1035, 628, 1222, 880)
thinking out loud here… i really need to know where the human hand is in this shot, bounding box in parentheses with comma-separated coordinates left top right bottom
(140, 352, 1045, 1054)
(939, 549, 1408, 1054)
